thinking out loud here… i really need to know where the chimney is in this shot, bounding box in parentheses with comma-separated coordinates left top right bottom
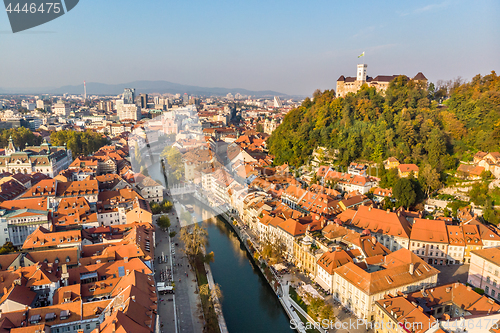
(336, 247, 342, 252)
(467, 285, 472, 291)
(372, 236, 377, 244)
(387, 209, 390, 214)
(369, 206, 372, 211)
(3, 286, 8, 294)
(409, 263, 414, 275)
(397, 211, 401, 217)
(124, 257, 129, 263)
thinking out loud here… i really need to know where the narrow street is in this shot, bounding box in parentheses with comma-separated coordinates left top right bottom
(154, 189, 204, 333)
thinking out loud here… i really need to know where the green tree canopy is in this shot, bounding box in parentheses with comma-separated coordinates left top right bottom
(393, 177, 417, 209)
(50, 130, 109, 158)
(157, 215, 171, 231)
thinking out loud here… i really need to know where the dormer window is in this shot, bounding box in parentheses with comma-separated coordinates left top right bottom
(60, 310, 70, 320)
(45, 312, 56, 322)
(29, 314, 41, 324)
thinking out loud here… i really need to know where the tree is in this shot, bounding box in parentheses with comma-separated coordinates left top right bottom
(425, 129, 447, 170)
(0, 127, 42, 149)
(0, 242, 15, 255)
(304, 295, 335, 322)
(319, 304, 335, 323)
(469, 182, 489, 206)
(393, 178, 417, 209)
(161, 146, 184, 182)
(256, 123, 264, 133)
(169, 231, 177, 238)
(150, 202, 162, 215)
(481, 170, 493, 181)
(200, 283, 224, 313)
(160, 200, 173, 212)
(50, 130, 109, 158)
(180, 224, 208, 262)
(204, 251, 215, 264)
(419, 164, 441, 197)
(382, 196, 395, 211)
(379, 168, 399, 189)
(157, 215, 171, 231)
(261, 238, 286, 265)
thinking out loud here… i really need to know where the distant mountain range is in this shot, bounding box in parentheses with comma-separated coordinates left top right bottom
(0, 80, 289, 97)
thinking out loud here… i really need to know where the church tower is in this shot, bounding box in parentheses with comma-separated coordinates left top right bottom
(357, 64, 367, 82)
(5, 136, 16, 155)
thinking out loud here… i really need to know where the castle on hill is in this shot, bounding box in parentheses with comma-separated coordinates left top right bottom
(336, 63, 427, 97)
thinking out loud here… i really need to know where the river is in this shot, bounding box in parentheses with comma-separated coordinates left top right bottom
(201, 215, 293, 333)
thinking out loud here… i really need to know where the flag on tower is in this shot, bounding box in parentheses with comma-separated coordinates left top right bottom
(358, 52, 365, 58)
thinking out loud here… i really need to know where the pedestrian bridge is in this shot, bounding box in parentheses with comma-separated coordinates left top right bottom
(169, 184, 197, 196)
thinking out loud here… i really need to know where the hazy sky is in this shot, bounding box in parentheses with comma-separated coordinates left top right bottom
(1, 0, 499, 96)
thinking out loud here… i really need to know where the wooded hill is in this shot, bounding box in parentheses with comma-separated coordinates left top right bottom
(268, 71, 500, 171)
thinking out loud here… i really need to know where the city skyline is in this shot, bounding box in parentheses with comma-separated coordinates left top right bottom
(1, 0, 499, 95)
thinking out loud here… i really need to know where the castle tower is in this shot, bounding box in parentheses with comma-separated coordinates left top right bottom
(357, 64, 367, 82)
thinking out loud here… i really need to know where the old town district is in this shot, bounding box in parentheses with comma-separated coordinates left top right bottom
(0, 119, 500, 332)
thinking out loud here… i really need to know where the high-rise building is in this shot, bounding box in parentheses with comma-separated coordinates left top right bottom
(140, 94, 148, 109)
(116, 100, 140, 121)
(273, 96, 283, 108)
(183, 93, 189, 105)
(52, 100, 71, 117)
(123, 88, 135, 104)
(36, 100, 45, 110)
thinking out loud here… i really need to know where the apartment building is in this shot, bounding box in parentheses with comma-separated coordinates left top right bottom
(446, 225, 466, 264)
(333, 249, 439, 321)
(338, 206, 412, 252)
(409, 218, 449, 266)
(469, 247, 500, 300)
